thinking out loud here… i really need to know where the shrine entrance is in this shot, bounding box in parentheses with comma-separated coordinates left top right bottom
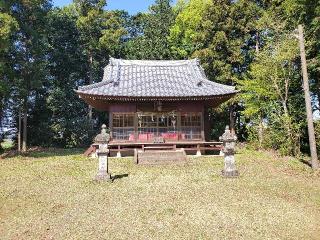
(111, 111, 203, 142)
(137, 112, 177, 139)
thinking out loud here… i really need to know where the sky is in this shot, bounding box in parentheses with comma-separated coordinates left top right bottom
(53, 0, 157, 15)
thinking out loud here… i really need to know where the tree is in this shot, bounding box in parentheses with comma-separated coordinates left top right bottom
(45, 6, 94, 147)
(0, 6, 18, 152)
(169, 0, 263, 136)
(237, 0, 320, 159)
(4, 0, 51, 152)
(279, 0, 320, 120)
(169, 0, 212, 59)
(125, 0, 175, 60)
(74, 0, 126, 120)
(297, 24, 319, 169)
(240, 35, 303, 155)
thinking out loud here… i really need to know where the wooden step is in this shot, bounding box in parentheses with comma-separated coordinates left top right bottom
(84, 145, 96, 157)
(143, 146, 174, 150)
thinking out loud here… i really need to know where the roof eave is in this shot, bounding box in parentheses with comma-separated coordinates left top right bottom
(76, 91, 239, 102)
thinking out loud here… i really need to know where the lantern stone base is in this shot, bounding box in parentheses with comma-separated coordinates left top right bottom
(222, 169, 239, 178)
(95, 171, 112, 182)
(221, 152, 239, 178)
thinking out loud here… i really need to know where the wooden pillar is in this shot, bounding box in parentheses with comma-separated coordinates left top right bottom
(134, 112, 138, 141)
(177, 112, 181, 140)
(116, 145, 121, 158)
(196, 144, 201, 156)
(134, 148, 138, 164)
(201, 111, 205, 141)
(203, 108, 210, 141)
(109, 112, 113, 139)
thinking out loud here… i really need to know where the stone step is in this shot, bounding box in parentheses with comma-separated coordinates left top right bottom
(135, 149, 187, 165)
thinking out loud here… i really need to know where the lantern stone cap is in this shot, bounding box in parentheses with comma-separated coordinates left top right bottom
(219, 126, 237, 141)
(94, 124, 110, 144)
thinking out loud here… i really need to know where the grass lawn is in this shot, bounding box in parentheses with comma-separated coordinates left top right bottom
(1, 148, 320, 239)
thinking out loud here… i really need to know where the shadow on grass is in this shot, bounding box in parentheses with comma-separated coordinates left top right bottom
(0, 148, 85, 159)
(112, 174, 129, 182)
(299, 158, 312, 168)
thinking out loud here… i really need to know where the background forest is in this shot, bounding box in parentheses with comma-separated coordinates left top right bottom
(1, 0, 320, 157)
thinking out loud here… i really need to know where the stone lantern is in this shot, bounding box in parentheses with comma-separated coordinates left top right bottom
(219, 126, 239, 177)
(94, 124, 112, 181)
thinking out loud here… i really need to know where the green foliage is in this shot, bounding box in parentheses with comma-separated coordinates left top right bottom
(7, 0, 51, 100)
(233, 0, 319, 157)
(0, 12, 18, 50)
(0, 0, 319, 158)
(246, 108, 302, 156)
(240, 35, 303, 155)
(125, 0, 175, 59)
(46, 86, 95, 147)
(75, 0, 126, 55)
(169, 0, 212, 58)
(44, 5, 99, 147)
(0, 0, 52, 151)
(0, 8, 18, 111)
(171, 0, 262, 89)
(240, 37, 299, 115)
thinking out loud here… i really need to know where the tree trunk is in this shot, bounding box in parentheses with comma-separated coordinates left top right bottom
(298, 25, 319, 169)
(18, 110, 21, 152)
(229, 104, 235, 136)
(0, 103, 3, 153)
(88, 53, 93, 121)
(237, 111, 241, 136)
(282, 100, 295, 154)
(22, 103, 27, 152)
(256, 33, 264, 148)
(0, 126, 2, 152)
(258, 115, 263, 148)
(255, 32, 260, 53)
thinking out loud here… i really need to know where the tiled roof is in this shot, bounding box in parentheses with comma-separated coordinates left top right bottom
(76, 58, 238, 100)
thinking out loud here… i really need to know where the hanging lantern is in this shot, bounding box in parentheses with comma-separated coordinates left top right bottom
(171, 111, 176, 129)
(172, 119, 176, 128)
(138, 112, 142, 127)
